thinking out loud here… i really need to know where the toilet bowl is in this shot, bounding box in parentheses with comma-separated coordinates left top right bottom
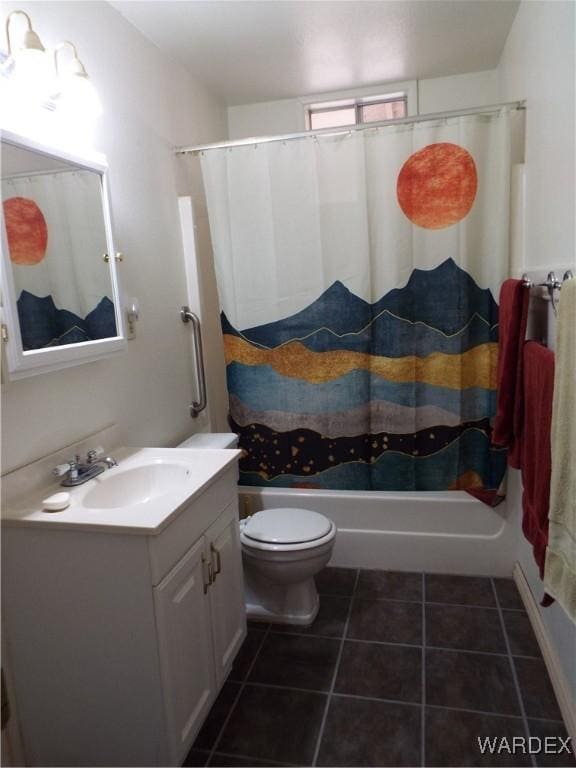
(177, 433, 336, 625)
(240, 508, 337, 626)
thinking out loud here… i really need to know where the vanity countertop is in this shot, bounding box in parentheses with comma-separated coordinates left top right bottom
(2, 447, 241, 535)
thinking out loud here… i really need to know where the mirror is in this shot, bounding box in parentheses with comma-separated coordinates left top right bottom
(1, 131, 126, 379)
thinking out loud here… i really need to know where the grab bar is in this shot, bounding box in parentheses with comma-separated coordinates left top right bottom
(180, 306, 207, 418)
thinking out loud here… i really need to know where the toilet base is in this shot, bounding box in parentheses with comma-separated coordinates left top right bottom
(244, 575, 320, 626)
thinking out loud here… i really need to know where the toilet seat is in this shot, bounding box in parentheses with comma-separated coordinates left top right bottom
(240, 508, 336, 552)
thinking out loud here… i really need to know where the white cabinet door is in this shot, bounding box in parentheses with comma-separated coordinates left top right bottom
(153, 536, 216, 765)
(206, 503, 247, 686)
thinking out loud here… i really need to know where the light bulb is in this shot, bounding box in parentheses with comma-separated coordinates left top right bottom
(56, 72, 103, 119)
(9, 48, 51, 101)
(4, 10, 51, 104)
(53, 42, 103, 120)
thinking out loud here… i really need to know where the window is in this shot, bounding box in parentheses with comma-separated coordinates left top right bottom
(307, 93, 407, 131)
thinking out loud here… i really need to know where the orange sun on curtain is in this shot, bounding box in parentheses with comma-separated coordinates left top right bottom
(397, 142, 477, 229)
(3, 196, 48, 265)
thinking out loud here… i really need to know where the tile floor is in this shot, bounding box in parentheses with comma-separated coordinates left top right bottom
(184, 569, 575, 767)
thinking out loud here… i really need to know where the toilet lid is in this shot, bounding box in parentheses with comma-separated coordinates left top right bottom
(243, 508, 332, 545)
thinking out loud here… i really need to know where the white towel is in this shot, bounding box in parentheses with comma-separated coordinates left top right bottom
(544, 277, 576, 621)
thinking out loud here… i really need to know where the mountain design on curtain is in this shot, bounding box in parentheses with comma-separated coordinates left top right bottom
(17, 291, 117, 349)
(223, 258, 507, 501)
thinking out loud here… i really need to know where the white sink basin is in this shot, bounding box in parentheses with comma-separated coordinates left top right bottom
(2, 446, 241, 534)
(82, 462, 192, 510)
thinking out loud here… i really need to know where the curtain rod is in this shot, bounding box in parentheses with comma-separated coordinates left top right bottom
(2, 168, 79, 180)
(175, 100, 525, 156)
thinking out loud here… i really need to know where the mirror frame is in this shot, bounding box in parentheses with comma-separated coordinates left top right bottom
(1, 129, 126, 379)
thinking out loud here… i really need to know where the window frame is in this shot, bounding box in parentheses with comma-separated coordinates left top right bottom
(300, 81, 417, 132)
(307, 94, 408, 130)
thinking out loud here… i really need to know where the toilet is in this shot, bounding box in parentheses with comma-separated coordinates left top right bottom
(178, 432, 337, 626)
(240, 507, 336, 625)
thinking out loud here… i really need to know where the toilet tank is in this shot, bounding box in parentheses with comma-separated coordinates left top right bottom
(177, 432, 239, 449)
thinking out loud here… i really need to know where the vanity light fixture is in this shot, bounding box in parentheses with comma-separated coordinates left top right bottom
(53, 40, 102, 119)
(3, 12, 103, 127)
(4, 10, 50, 99)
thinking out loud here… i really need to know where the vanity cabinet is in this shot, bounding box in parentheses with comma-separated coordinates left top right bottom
(205, 506, 247, 681)
(155, 502, 245, 763)
(2, 463, 246, 767)
(154, 537, 216, 762)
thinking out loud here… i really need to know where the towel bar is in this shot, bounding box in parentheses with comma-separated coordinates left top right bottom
(521, 270, 573, 289)
(521, 270, 574, 322)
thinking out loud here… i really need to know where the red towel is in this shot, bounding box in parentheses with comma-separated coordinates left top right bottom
(520, 341, 555, 579)
(492, 279, 530, 467)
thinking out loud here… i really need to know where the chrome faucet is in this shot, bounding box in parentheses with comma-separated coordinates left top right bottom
(86, 449, 118, 469)
(52, 448, 118, 487)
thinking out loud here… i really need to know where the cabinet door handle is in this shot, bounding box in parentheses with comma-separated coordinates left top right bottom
(201, 553, 213, 594)
(210, 543, 222, 579)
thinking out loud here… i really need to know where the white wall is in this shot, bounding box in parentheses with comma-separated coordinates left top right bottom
(228, 69, 499, 139)
(417, 69, 499, 114)
(498, 0, 576, 705)
(228, 97, 306, 139)
(1, 1, 228, 473)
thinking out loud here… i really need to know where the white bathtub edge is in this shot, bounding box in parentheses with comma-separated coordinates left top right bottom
(240, 486, 517, 576)
(513, 562, 576, 742)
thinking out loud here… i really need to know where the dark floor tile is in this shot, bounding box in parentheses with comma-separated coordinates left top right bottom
(528, 719, 576, 767)
(183, 748, 209, 766)
(426, 649, 520, 715)
(228, 631, 266, 682)
(514, 657, 562, 720)
(356, 569, 422, 601)
(426, 707, 530, 766)
(248, 633, 339, 691)
(494, 578, 525, 611)
(209, 754, 285, 767)
(502, 610, 541, 658)
(426, 604, 506, 653)
(426, 574, 496, 607)
(315, 567, 357, 596)
(273, 595, 350, 638)
(247, 620, 270, 631)
(317, 695, 421, 766)
(193, 682, 241, 750)
(335, 640, 421, 703)
(347, 598, 422, 645)
(218, 685, 326, 765)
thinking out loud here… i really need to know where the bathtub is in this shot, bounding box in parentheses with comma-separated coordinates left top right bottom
(239, 487, 519, 577)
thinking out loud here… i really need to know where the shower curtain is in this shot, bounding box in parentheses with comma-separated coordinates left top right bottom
(201, 110, 513, 500)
